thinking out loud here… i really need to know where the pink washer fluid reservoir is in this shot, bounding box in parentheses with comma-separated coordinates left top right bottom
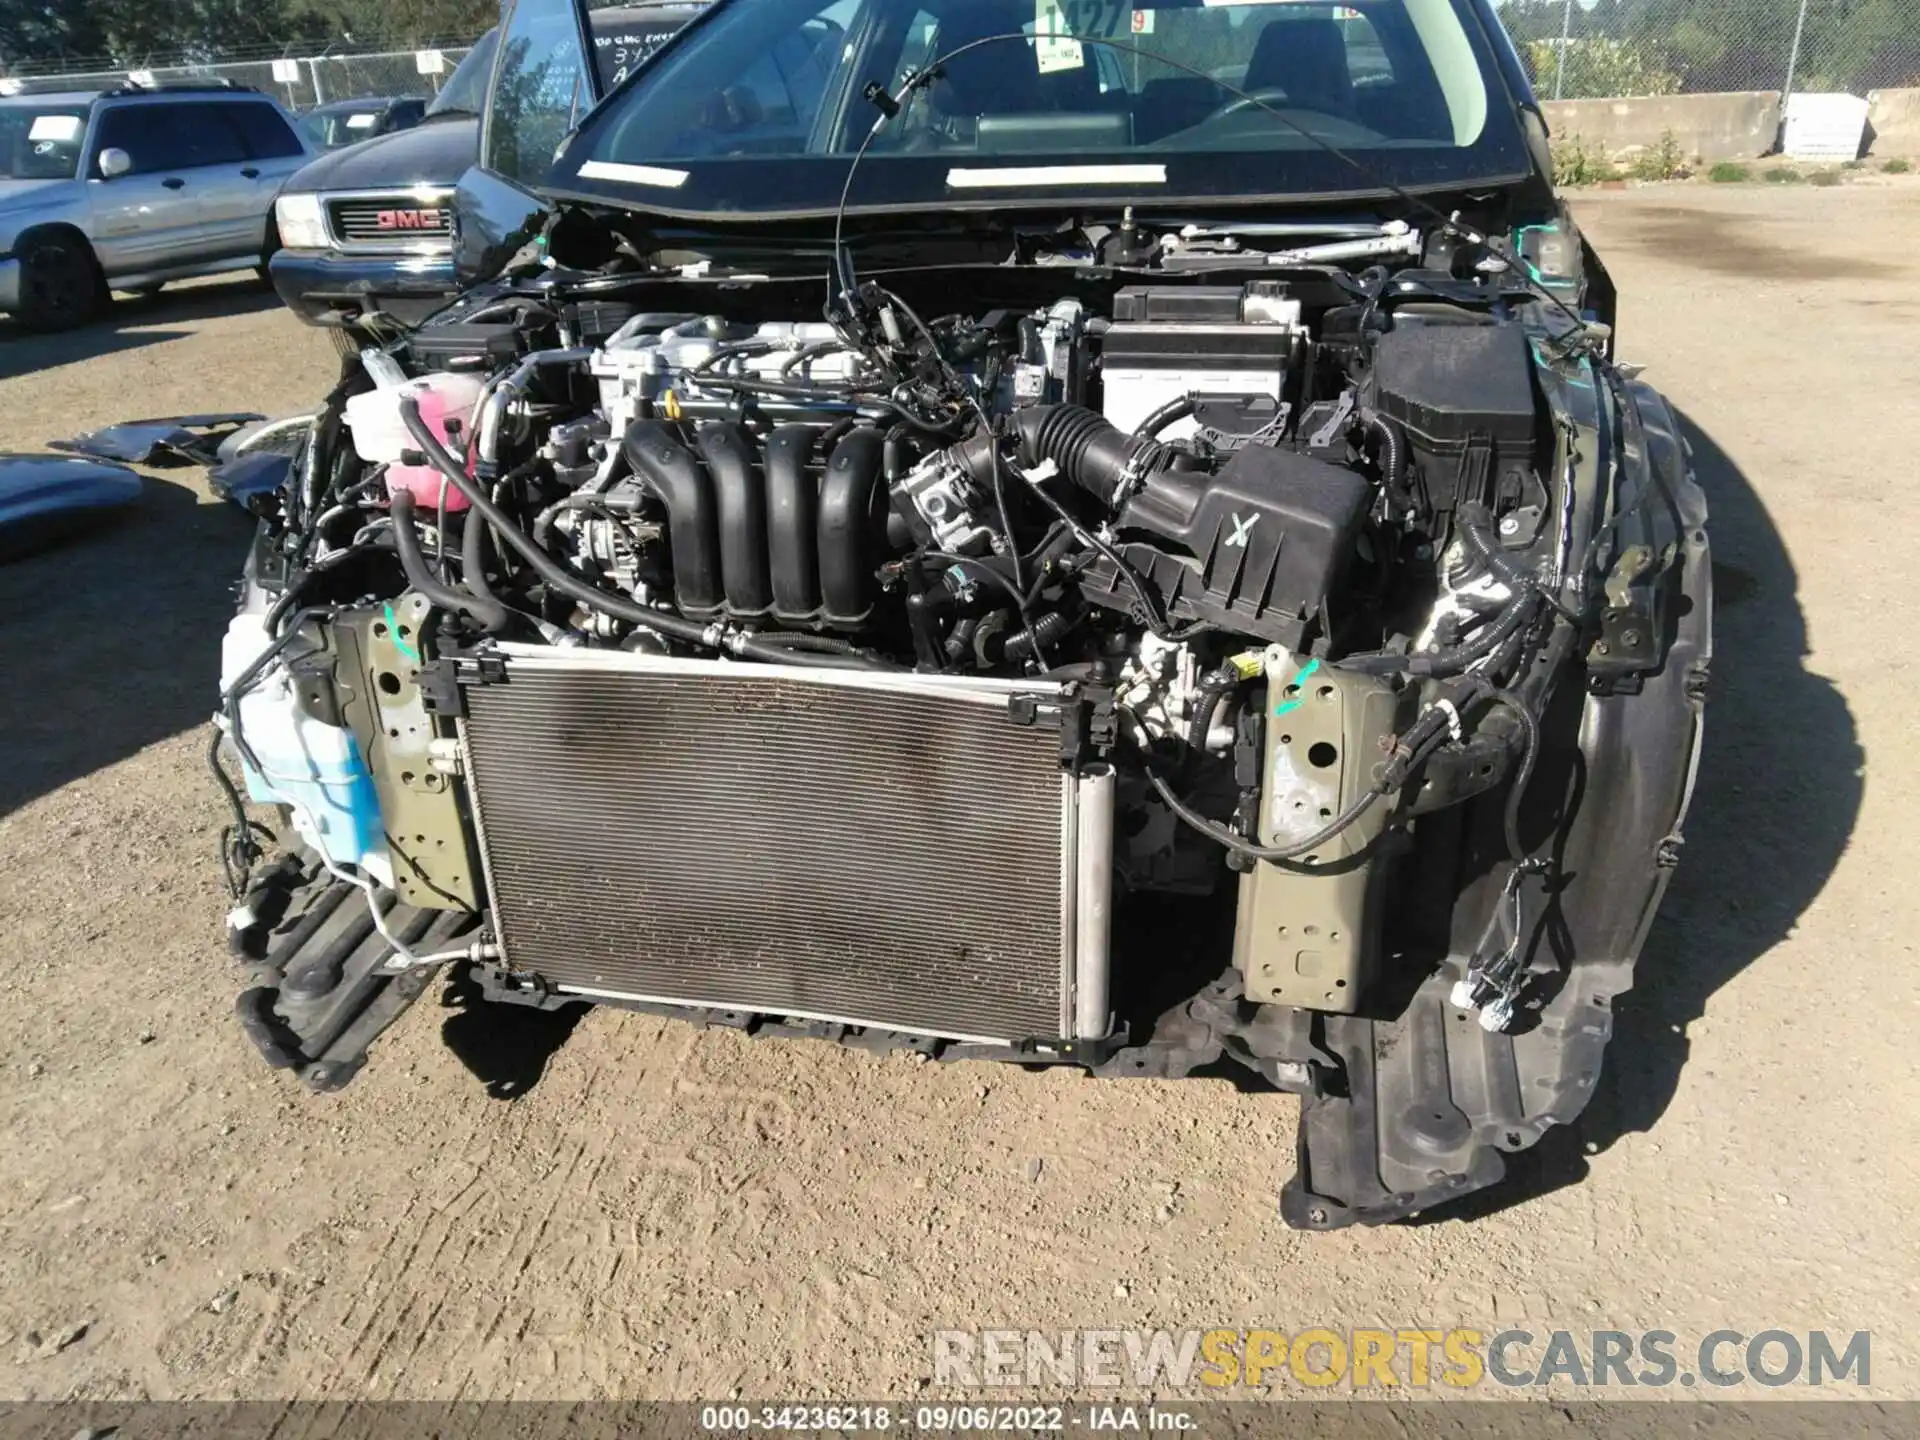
(343, 372, 488, 513)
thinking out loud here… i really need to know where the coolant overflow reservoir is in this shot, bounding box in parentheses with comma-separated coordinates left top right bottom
(343, 371, 486, 514)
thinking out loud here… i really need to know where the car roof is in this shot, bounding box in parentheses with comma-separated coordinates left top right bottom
(0, 90, 104, 106)
(100, 86, 272, 103)
(313, 96, 414, 112)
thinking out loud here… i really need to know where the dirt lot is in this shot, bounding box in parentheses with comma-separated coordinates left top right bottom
(0, 179, 1915, 1403)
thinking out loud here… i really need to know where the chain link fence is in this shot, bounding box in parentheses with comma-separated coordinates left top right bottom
(3, 4, 1917, 109)
(0, 41, 478, 110)
(1501, 0, 1920, 101)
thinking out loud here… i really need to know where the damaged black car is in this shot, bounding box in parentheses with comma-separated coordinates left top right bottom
(213, 0, 1710, 1227)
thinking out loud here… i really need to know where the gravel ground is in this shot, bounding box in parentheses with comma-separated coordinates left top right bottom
(0, 180, 1915, 1403)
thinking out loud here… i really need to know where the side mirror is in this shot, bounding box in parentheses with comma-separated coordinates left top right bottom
(97, 147, 133, 179)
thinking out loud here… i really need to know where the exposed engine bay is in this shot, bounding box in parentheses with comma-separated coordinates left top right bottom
(214, 220, 1709, 1227)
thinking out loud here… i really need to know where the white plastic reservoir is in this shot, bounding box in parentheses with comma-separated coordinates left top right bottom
(219, 613, 392, 886)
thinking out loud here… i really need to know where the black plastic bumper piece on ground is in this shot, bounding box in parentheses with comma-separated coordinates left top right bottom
(232, 853, 478, 1092)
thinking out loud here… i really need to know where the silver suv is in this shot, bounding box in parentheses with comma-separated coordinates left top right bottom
(0, 83, 313, 331)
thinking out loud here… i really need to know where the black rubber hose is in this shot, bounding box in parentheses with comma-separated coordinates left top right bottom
(696, 422, 774, 618)
(390, 491, 512, 634)
(1001, 610, 1070, 664)
(817, 427, 886, 627)
(401, 397, 893, 668)
(460, 504, 512, 635)
(1134, 394, 1195, 440)
(744, 632, 860, 654)
(944, 616, 979, 666)
(624, 420, 724, 619)
(764, 424, 822, 620)
(733, 635, 898, 669)
(1005, 403, 1173, 506)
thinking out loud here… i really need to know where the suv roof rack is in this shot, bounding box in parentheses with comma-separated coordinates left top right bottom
(102, 80, 259, 97)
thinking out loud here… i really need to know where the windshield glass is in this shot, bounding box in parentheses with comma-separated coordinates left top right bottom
(302, 106, 386, 148)
(559, 0, 1526, 217)
(430, 29, 501, 116)
(485, 2, 707, 186)
(0, 105, 89, 181)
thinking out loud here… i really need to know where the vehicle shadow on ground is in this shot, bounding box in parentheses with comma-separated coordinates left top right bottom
(0, 471, 254, 817)
(437, 967, 591, 1101)
(1418, 410, 1863, 1223)
(0, 279, 281, 383)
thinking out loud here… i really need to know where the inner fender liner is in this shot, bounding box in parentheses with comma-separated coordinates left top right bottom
(1278, 381, 1711, 1228)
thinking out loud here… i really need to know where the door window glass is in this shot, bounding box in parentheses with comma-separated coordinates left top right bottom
(95, 103, 249, 173)
(228, 101, 306, 159)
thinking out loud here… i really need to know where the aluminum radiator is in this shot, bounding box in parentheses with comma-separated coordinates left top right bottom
(458, 646, 1113, 1045)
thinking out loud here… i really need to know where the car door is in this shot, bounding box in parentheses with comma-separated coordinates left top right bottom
(221, 100, 311, 252)
(171, 101, 284, 258)
(84, 104, 211, 278)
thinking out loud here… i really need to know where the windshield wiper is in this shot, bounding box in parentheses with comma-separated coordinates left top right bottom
(1162, 219, 1421, 268)
(1175, 220, 1398, 241)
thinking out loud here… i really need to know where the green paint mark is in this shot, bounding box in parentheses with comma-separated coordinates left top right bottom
(1272, 657, 1320, 717)
(384, 602, 421, 663)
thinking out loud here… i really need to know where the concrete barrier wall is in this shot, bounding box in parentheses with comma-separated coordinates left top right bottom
(1867, 88, 1920, 156)
(1542, 92, 1782, 164)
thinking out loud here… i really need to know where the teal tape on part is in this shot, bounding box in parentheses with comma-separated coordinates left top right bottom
(384, 601, 421, 663)
(1272, 657, 1320, 717)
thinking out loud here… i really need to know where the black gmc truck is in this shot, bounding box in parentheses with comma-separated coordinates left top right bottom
(268, 4, 704, 337)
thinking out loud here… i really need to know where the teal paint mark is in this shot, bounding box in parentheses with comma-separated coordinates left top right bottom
(1272, 657, 1321, 717)
(384, 602, 421, 663)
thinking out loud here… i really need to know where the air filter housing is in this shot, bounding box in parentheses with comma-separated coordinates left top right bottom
(457, 646, 1113, 1046)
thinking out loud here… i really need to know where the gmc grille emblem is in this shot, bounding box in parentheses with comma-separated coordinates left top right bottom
(374, 209, 441, 230)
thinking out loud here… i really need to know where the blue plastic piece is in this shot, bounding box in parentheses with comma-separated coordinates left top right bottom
(0, 454, 142, 562)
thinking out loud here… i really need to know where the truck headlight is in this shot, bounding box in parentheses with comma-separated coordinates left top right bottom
(274, 193, 330, 251)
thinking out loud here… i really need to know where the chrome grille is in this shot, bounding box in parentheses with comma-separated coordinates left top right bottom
(459, 648, 1108, 1044)
(325, 196, 452, 249)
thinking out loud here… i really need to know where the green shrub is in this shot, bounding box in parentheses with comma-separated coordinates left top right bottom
(1763, 166, 1803, 184)
(1708, 161, 1751, 183)
(1552, 134, 1620, 187)
(1808, 169, 1843, 187)
(1885, 158, 1913, 174)
(1630, 129, 1691, 181)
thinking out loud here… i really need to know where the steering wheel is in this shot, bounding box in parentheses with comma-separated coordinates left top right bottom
(1210, 86, 1304, 122)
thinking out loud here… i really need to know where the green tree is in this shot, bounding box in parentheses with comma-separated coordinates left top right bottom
(1526, 35, 1682, 97)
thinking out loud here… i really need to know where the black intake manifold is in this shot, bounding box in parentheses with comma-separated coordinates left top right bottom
(623, 421, 887, 628)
